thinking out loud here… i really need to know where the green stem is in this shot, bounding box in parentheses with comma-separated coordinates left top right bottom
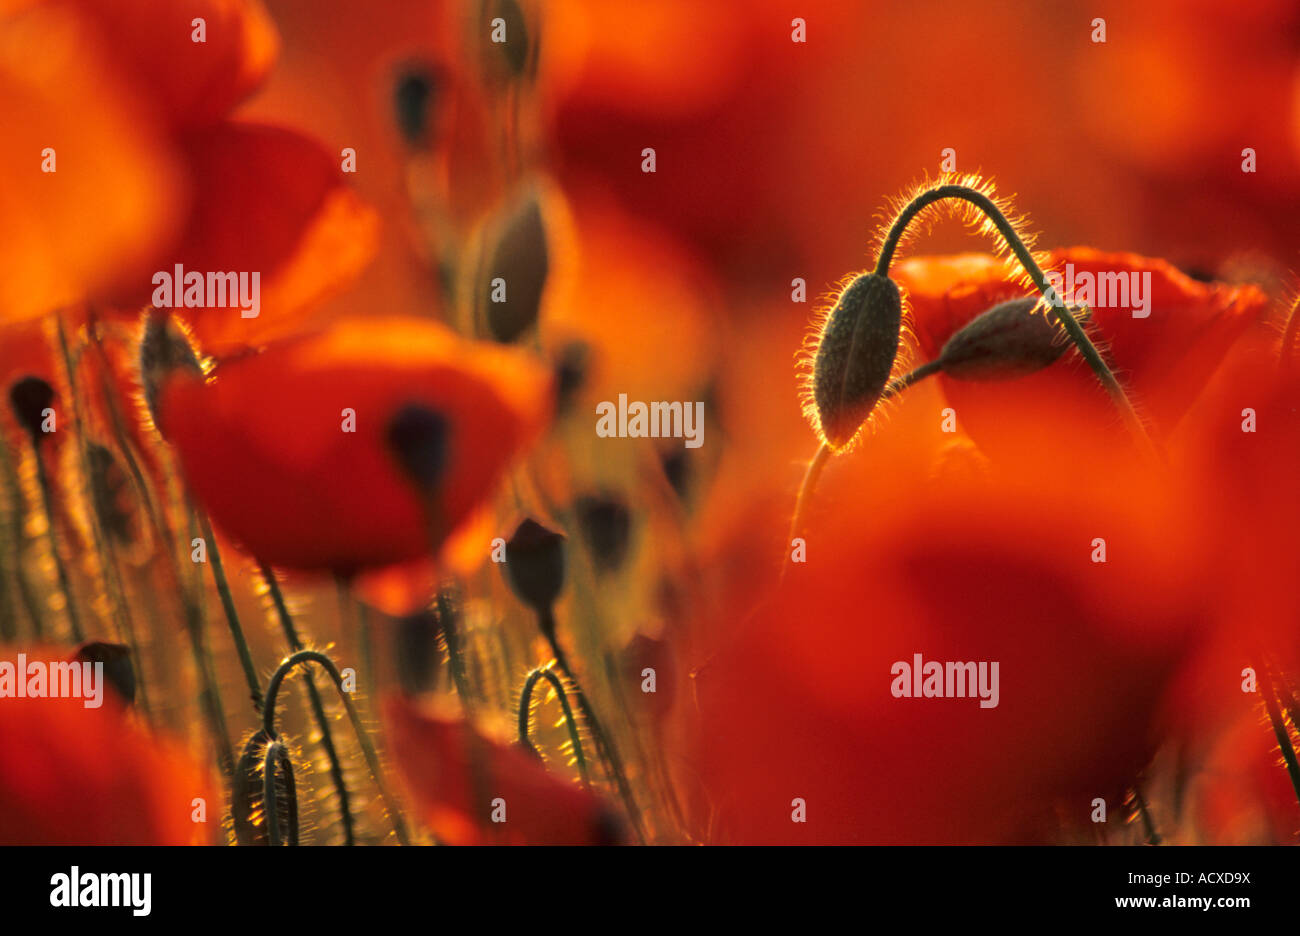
(783, 442, 831, 573)
(537, 606, 646, 843)
(198, 514, 262, 712)
(1131, 784, 1160, 845)
(874, 184, 1153, 454)
(1281, 293, 1299, 373)
(1258, 662, 1300, 810)
(518, 665, 590, 785)
(28, 441, 83, 641)
(260, 565, 355, 845)
(437, 590, 476, 715)
(262, 648, 411, 846)
(881, 359, 943, 401)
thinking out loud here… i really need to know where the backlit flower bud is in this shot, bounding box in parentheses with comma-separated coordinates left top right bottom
(811, 273, 902, 448)
(938, 297, 1088, 381)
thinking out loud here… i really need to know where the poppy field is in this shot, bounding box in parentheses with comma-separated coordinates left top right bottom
(0, 0, 1298, 851)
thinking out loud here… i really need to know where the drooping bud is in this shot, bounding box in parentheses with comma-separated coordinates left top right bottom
(484, 190, 549, 343)
(8, 376, 54, 440)
(503, 518, 565, 614)
(811, 273, 902, 448)
(231, 730, 299, 846)
(938, 298, 1089, 381)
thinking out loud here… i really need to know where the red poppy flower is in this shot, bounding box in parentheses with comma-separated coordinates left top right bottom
(383, 693, 623, 845)
(687, 414, 1214, 844)
(156, 316, 552, 574)
(0, 646, 213, 844)
(893, 248, 1268, 454)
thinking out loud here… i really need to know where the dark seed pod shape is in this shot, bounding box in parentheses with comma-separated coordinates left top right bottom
(9, 376, 54, 439)
(812, 273, 902, 448)
(485, 191, 549, 343)
(503, 518, 566, 614)
(395, 610, 441, 695)
(387, 403, 450, 493)
(71, 641, 135, 706)
(574, 493, 632, 574)
(393, 63, 440, 148)
(938, 298, 1089, 381)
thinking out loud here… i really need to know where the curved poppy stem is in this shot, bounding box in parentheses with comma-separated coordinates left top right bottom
(260, 568, 355, 844)
(874, 184, 1154, 456)
(261, 740, 299, 847)
(262, 648, 412, 845)
(535, 607, 646, 843)
(518, 665, 590, 786)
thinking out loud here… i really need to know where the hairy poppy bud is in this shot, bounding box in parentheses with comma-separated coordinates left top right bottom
(811, 273, 902, 448)
(231, 730, 299, 846)
(485, 190, 549, 343)
(503, 518, 565, 614)
(9, 376, 54, 439)
(574, 493, 632, 574)
(139, 313, 202, 436)
(938, 297, 1089, 381)
(71, 641, 135, 706)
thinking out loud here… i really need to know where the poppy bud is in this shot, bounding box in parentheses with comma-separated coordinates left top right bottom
(138, 313, 202, 436)
(232, 730, 299, 846)
(484, 0, 529, 79)
(386, 403, 450, 494)
(938, 297, 1089, 381)
(574, 493, 632, 574)
(485, 190, 549, 343)
(393, 63, 440, 148)
(395, 610, 441, 695)
(86, 443, 142, 547)
(71, 641, 136, 706)
(8, 376, 54, 439)
(811, 273, 903, 448)
(553, 341, 589, 414)
(503, 518, 566, 614)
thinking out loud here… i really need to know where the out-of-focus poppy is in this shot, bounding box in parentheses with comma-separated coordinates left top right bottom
(687, 413, 1214, 844)
(156, 316, 552, 574)
(1192, 706, 1300, 845)
(0, 1, 182, 323)
(893, 248, 1269, 452)
(150, 121, 380, 354)
(383, 693, 623, 845)
(66, 0, 279, 130)
(0, 646, 212, 844)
